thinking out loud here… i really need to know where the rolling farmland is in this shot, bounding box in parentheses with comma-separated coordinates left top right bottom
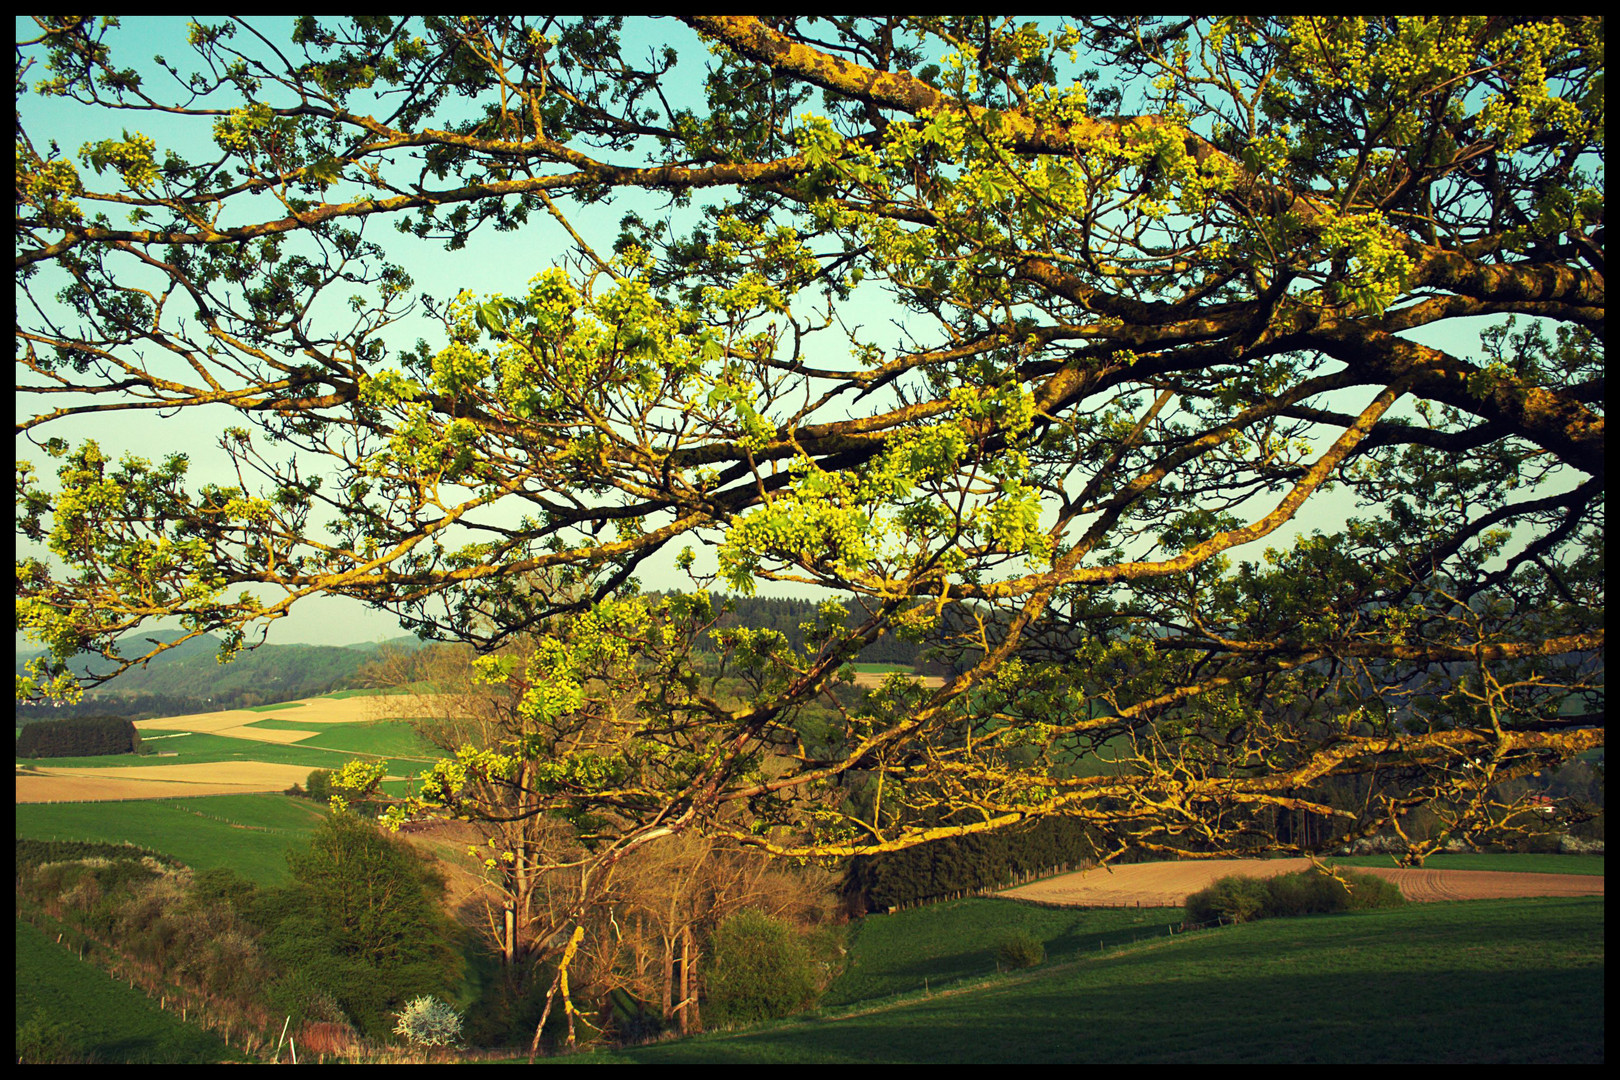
(15, 693, 452, 803)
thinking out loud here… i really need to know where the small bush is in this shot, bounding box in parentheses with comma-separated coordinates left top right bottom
(269, 971, 351, 1029)
(996, 929, 1045, 969)
(704, 909, 820, 1026)
(393, 995, 464, 1050)
(16, 1009, 85, 1064)
(297, 1020, 360, 1059)
(1185, 867, 1405, 927)
(1184, 874, 1271, 926)
(1340, 869, 1406, 911)
(304, 769, 332, 802)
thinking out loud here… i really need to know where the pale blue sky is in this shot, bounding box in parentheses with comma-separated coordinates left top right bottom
(16, 18, 1568, 649)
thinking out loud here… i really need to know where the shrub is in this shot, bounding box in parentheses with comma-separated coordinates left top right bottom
(268, 971, 351, 1030)
(15, 1010, 84, 1064)
(996, 929, 1045, 969)
(704, 909, 820, 1027)
(297, 1020, 359, 1059)
(304, 769, 332, 802)
(1185, 867, 1405, 927)
(1184, 874, 1271, 926)
(1340, 869, 1406, 911)
(394, 995, 464, 1050)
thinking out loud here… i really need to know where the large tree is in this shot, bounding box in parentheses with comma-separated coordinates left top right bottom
(16, 14, 1604, 1025)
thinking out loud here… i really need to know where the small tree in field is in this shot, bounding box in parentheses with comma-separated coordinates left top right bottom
(394, 995, 464, 1055)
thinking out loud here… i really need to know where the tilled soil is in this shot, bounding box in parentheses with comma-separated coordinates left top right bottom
(1002, 857, 1604, 907)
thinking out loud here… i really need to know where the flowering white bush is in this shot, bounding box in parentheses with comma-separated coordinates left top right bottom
(393, 995, 464, 1049)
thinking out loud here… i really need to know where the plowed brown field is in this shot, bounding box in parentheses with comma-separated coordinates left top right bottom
(1002, 858, 1604, 906)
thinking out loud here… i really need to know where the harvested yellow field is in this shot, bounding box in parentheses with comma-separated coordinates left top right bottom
(15, 760, 318, 803)
(214, 723, 322, 745)
(131, 694, 461, 740)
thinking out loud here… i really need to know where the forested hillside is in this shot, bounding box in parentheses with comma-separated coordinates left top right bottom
(15, 595, 925, 726)
(14, 633, 426, 722)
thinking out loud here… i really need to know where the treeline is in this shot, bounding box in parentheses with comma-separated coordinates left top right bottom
(14, 597, 936, 727)
(15, 715, 140, 758)
(14, 641, 423, 725)
(18, 693, 226, 725)
(842, 817, 1112, 912)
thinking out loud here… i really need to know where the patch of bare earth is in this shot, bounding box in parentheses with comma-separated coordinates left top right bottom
(1002, 858, 1604, 907)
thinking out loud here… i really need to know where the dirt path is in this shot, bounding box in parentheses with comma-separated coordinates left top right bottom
(1002, 858, 1604, 906)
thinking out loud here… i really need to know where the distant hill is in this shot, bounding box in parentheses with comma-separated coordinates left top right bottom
(15, 631, 430, 721)
(15, 592, 932, 721)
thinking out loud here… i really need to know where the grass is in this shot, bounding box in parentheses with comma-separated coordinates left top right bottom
(822, 898, 1180, 1007)
(17, 731, 361, 771)
(16, 917, 247, 1063)
(240, 718, 441, 759)
(1328, 852, 1605, 876)
(19, 724, 442, 773)
(538, 896, 1604, 1064)
(318, 684, 441, 699)
(14, 794, 327, 885)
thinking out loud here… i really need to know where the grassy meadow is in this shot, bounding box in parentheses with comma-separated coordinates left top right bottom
(542, 894, 1605, 1064)
(16, 917, 246, 1063)
(14, 794, 327, 885)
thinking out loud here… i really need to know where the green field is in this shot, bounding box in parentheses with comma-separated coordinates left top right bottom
(18, 722, 441, 773)
(16, 918, 246, 1063)
(540, 895, 1605, 1064)
(17, 731, 356, 771)
(823, 899, 1180, 1007)
(242, 701, 307, 713)
(14, 794, 326, 885)
(239, 718, 441, 759)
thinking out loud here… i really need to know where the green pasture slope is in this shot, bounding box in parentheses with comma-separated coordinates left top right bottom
(17, 719, 441, 772)
(237, 717, 441, 760)
(14, 794, 326, 885)
(16, 918, 246, 1063)
(822, 900, 1181, 1007)
(544, 891, 1604, 1064)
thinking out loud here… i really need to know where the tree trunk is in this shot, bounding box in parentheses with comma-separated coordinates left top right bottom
(677, 924, 703, 1035)
(660, 935, 675, 1022)
(684, 925, 702, 1035)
